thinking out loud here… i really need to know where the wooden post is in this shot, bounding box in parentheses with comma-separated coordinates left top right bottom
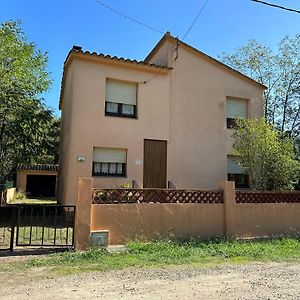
(74, 178, 93, 251)
(219, 181, 236, 239)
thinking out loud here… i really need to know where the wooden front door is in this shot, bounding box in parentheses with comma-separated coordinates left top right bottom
(143, 139, 167, 188)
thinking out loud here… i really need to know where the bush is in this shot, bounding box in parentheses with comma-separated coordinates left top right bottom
(233, 118, 300, 190)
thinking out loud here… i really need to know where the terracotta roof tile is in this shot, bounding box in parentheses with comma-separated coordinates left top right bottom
(17, 164, 58, 172)
(69, 47, 172, 70)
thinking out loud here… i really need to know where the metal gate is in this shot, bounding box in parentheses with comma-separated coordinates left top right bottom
(0, 206, 14, 251)
(0, 205, 75, 251)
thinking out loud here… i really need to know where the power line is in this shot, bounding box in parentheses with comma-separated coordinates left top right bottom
(251, 0, 300, 14)
(182, 0, 209, 40)
(94, 0, 164, 34)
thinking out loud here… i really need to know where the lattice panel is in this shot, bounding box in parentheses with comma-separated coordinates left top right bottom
(236, 191, 300, 203)
(92, 189, 223, 204)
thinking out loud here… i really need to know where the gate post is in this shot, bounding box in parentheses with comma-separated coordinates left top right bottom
(219, 181, 236, 239)
(9, 207, 17, 252)
(74, 178, 93, 251)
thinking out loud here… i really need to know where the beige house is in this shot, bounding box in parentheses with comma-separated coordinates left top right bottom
(58, 32, 266, 205)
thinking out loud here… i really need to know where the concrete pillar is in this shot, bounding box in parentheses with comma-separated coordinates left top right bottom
(74, 177, 93, 251)
(219, 181, 236, 238)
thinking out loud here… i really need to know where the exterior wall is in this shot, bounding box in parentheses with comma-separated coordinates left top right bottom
(59, 41, 264, 204)
(6, 188, 16, 203)
(147, 41, 174, 67)
(91, 203, 224, 244)
(59, 58, 171, 204)
(150, 41, 264, 189)
(235, 204, 300, 237)
(57, 63, 75, 203)
(16, 170, 58, 194)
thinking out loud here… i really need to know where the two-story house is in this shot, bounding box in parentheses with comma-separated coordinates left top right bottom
(58, 32, 266, 204)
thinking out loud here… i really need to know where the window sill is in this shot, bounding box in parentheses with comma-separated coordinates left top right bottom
(105, 113, 137, 119)
(92, 174, 127, 178)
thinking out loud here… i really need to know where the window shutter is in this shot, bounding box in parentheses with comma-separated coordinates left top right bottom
(106, 79, 137, 105)
(93, 148, 127, 163)
(227, 98, 247, 119)
(227, 157, 244, 174)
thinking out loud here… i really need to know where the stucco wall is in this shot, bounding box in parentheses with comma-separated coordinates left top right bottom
(59, 58, 171, 204)
(59, 40, 264, 205)
(150, 40, 264, 189)
(90, 202, 300, 245)
(91, 203, 224, 245)
(6, 188, 16, 203)
(235, 204, 300, 237)
(57, 63, 75, 203)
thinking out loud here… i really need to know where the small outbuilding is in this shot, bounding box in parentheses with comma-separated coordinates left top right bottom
(16, 164, 58, 198)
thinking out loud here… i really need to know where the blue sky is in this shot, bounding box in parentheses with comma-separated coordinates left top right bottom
(1, 0, 299, 116)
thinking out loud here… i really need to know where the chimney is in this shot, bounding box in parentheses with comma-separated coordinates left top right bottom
(72, 45, 82, 51)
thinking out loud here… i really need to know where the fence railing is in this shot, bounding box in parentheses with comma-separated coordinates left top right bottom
(236, 190, 300, 203)
(92, 188, 224, 204)
(15, 205, 75, 247)
(0, 205, 76, 251)
(93, 188, 300, 205)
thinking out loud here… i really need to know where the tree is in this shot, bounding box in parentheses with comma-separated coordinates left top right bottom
(34, 117, 60, 164)
(232, 118, 300, 191)
(0, 20, 57, 182)
(220, 34, 300, 138)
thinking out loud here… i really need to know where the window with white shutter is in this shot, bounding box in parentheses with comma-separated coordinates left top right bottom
(93, 147, 127, 177)
(227, 156, 249, 188)
(226, 98, 248, 129)
(105, 79, 137, 118)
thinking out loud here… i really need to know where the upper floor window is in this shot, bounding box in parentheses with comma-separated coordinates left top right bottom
(105, 79, 137, 118)
(226, 98, 248, 129)
(227, 156, 249, 189)
(93, 147, 127, 177)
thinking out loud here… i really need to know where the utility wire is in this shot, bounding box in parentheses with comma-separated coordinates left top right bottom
(94, 0, 164, 34)
(182, 0, 209, 40)
(251, 0, 300, 14)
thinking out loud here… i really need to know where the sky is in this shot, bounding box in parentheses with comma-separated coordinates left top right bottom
(1, 0, 299, 116)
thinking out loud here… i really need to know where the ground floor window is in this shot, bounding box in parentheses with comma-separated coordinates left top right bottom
(227, 173, 249, 189)
(93, 147, 127, 177)
(227, 156, 249, 188)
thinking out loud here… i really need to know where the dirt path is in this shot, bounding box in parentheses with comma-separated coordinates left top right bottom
(0, 262, 300, 299)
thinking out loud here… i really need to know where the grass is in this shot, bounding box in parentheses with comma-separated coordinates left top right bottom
(0, 227, 11, 248)
(16, 226, 73, 246)
(7, 191, 57, 205)
(0, 226, 73, 249)
(9, 197, 57, 205)
(1, 238, 300, 275)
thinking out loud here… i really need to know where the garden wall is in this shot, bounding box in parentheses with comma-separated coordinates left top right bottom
(74, 178, 300, 249)
(91, 203, 224, 245)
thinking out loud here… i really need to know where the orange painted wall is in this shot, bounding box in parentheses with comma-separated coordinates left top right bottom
(91, 203, 224, 245)
(90, 202, 300, 245)
(235, 204, 300, 237)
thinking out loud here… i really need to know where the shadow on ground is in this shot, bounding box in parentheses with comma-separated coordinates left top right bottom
(0, 247, 71, 258)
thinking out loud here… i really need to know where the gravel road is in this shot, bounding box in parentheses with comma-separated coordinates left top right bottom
(1, 262, 300, 299)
